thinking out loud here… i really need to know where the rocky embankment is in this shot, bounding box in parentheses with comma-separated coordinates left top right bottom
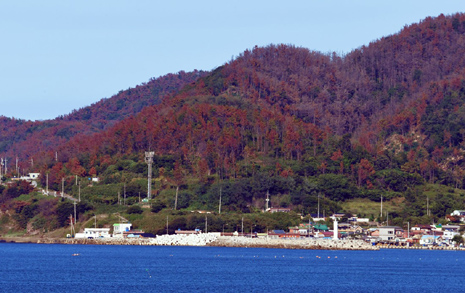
(211, 236, 377, 250)
(34, 234, 378, 251)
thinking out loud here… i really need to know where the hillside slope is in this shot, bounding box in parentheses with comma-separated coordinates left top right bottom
(3, 13, 465, 228)
(0, 70, 206, 162)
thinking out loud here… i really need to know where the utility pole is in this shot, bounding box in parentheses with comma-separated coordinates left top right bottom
(219, 186, 222, 214)
(61, 177, 64, 197)
(241, 217, 244, 236)
(380, 196, 383, 218)
(266, 190, 270, 211)
(78, 181, 81, 202)
(427, 196, 430, 216)
(145, 151, 154, 200)
(124, 183, 126, 205)
(69, 215, 75, 237)
(73, 201, 77, 227)
(318, 193, 320, 219)
(46, 173, 49, 195)
(205, 215, 208, 233)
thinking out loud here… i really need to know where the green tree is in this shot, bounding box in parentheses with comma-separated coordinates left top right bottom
(126, 205, 143, 214)
(452, 234, 463, 246)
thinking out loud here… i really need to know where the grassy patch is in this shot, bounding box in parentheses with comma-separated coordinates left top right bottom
(341, 198, 404, 218)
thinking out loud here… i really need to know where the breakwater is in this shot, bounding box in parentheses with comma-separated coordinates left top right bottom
(34, 234, 378, 251)
(211, 236, 377, 250)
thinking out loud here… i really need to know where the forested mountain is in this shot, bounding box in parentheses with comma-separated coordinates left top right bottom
(3, 13, 465, 232)
(0, 70, 206, 161)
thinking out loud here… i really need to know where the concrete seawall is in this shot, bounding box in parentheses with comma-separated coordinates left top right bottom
(210, 236, 378, 250)
(34, 234, 378, 251)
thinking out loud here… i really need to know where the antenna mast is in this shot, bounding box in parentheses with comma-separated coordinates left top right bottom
(145, 151, 154, 200)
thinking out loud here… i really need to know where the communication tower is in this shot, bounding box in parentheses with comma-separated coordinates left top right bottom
(145, 151, 154, 200)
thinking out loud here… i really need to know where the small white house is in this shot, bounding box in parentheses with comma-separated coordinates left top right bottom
(113, 223, 132, 237)
(75, 228, 111, 239)
(420, 235, 442, 246)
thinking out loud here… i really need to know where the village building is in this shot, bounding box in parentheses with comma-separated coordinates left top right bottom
(113, 223, 132, 237)
(378, 226, 404, 242)
(419, 235, 442, 246)
(75, 228, 111, 239)
(441, 225, 460, 243)
(268, 207, 291, 213)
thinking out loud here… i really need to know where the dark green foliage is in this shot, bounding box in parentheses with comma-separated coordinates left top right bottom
(126, 205, 143, 214)
(176, 191, 191, 209)
(452, 234, 463, 245)
(56, 200, 74, 227)
(123, 182, 144, 198)
(318, 174, 356, 202)
(376, 170, 424, 192)
(150, 201, 166, 213)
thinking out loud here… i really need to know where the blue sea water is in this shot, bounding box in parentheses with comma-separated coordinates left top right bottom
(0, 243, 464, 292)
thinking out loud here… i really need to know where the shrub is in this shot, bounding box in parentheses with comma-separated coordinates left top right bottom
(126, 205, 143, 214)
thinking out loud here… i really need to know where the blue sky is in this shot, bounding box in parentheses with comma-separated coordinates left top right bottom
(1, 1, 464, 121)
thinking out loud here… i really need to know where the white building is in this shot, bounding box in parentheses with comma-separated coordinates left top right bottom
(18, 173, 40, 181)
(442, 225, 460, 243)
(451, 210, 465, 216)
(378, 226, 403, 242)
(113, 223, 132, 237)
(420, 235, 442, 246)
(75, 228, 111, 239)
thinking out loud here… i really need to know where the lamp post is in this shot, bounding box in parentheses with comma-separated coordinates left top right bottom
(403, 221, 410, 246)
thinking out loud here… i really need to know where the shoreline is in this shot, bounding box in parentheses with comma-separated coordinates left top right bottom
(1, 235, 378, 251)
(1, 235, 463, 251)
